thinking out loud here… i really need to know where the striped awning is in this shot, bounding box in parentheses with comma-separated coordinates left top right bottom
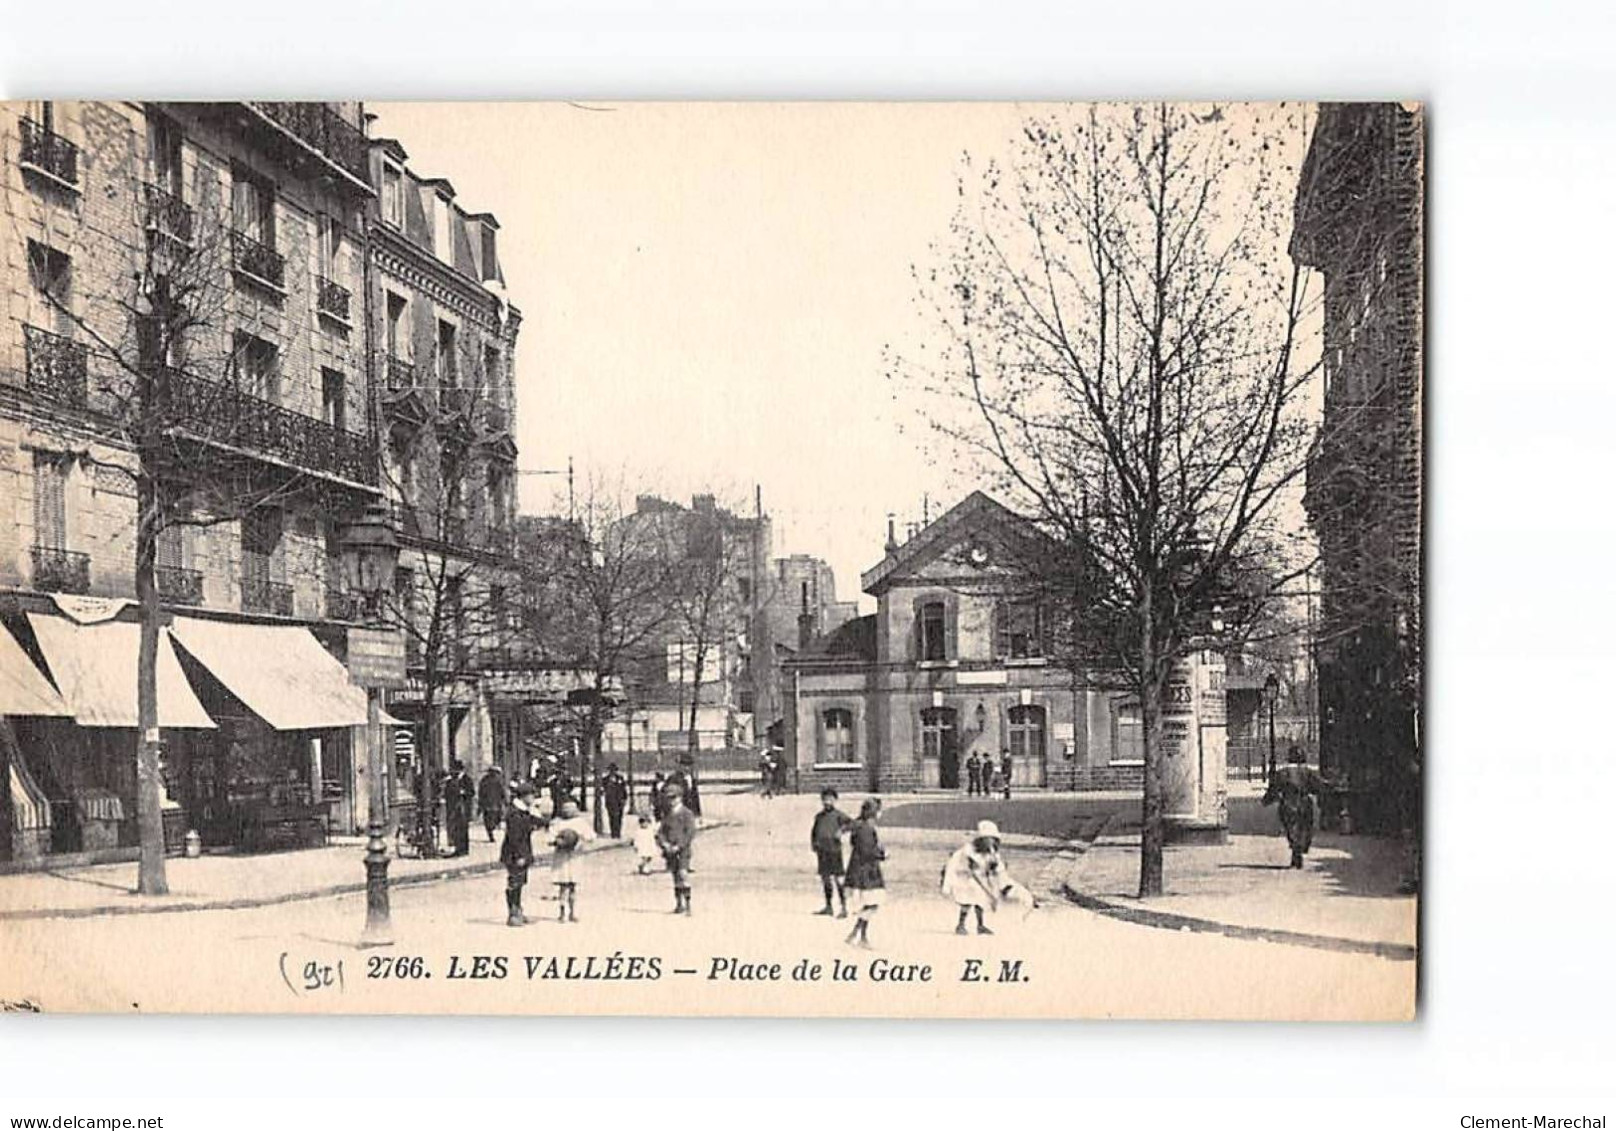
(1, 622, 71, 717)
(170, 616, 368, 730)
(27, 614, 215, 729)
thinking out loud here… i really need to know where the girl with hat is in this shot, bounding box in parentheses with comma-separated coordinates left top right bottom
(549, 800, 596, 923)
(843, 798, 887, 948)
(941, 819, 1004, 935)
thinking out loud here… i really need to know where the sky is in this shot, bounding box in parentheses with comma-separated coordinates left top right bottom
(368, 102, 1316, 612)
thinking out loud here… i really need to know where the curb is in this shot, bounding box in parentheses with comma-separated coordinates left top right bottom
(1058, 881, 1418, 962)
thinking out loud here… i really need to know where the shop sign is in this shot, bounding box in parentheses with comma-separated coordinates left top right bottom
(347, 627, 407, 688)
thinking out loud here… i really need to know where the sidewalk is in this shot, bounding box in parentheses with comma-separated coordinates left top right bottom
(1057, 830, 1418, 959)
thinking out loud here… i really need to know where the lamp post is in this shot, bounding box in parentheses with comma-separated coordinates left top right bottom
(341, 501, 400, 948)
(1263, 671, 1279, 783)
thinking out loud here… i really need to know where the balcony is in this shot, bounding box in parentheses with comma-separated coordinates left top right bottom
(438, 385, 475, 420)
(156, 565, 204, 604)
(384, 356, 416, 396)
(242, 573, 294, 616)
(315, 276, 351, 324)
(23, 325, 89, 409)
(31, 547, 90, 594)
(143, 183, 194, 246)
(19, 118, 78, 188)
(232, 230, 286, 292)
(245, 103, 369, 187)
(325, 585, 363, 622)
(154, 364, 379, 486)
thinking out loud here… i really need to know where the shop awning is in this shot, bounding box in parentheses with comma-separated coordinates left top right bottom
(1, 623, 72, 717)
(27, 614, 216, 729)
(169, 616, 368, 730)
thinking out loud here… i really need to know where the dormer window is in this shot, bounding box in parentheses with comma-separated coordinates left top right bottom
(432, 193, 451, 262)
(381, 162, 404, 228)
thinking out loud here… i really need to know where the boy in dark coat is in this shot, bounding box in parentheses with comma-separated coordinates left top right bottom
(1262, 746, 1326, 868)
(500, 781, 544, 926)
(655, 780, 699, 915)
(810, 787, 851, 917)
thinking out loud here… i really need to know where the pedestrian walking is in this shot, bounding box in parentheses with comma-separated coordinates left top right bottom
(942, 819, 1004, 935)
(601, 762, 629, 838)
(444, 760, 475, 856)
(477, 766, 506, 843)
(966, 751, 982, 796)
(500, 781, 544, 927)
(672, 756, 703, 818)
(843, 798, 886, 949)
(810, 787, 851, 917)
(998, 750, 1013, 800)
(1262, 745, 1326, 869)
(655, 779, 699, 915)
(632, 812, 660, 875)
(549, 800, 595, 922)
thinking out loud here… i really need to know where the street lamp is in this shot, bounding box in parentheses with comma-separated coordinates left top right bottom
(340, 501, 400, 947)
(1263, 671, 1279, 783)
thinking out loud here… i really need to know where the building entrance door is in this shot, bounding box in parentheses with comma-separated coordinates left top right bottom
(923, 707, 960, 789)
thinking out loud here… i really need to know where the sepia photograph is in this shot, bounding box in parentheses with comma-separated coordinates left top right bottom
(0, 99, 1422, 1020)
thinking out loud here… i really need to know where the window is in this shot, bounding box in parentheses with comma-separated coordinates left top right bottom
(431, 193, 451, 261)
(234, 332, 279, 402)
(820, 708, 855, 764)
(920, 601, 948, 662)
(33, 454, 68, 549)
(148, 113, 183, 196)
(321, 368, 347, 432)
(27, 240, 72, 334)
(381, 163, 403, 228)
(482, 346, 501, 397)
(920, 707, 957, 761)
(231, 167, 275, 247)
(241, 507, 282, 590)
(157, 523, 185, 570)
(1113, 702, 1144, 763)
(436, 320, 457, 390)
(318, 213, 344, 278)
(386, 293, 408, 359)
(997, 601, 1044, 660)
(1008, 705, 1046, 763)
(481, 224, 497, 279)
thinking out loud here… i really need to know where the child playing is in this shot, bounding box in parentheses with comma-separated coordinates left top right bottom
(843, 798, 886, 949)
(810, 787, 851, 917)
(632, 812, 660, 875)
(549, 800, 595, 923)
(942, 819, 1004, 935)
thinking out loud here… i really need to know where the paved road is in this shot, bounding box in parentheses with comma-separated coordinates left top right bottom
(0, 795, 1412, 1019)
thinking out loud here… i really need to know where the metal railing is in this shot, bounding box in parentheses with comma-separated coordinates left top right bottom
(19, 118, 78, 185)
(383, 356, 416, 395)
(242, 572, 294, 616)
(23, 325, 88, 408)
(315, 275, 351, 322)
(156, 565, 204, 604)
(325, 585, 362, 621)
(143, 182, 194, 245)
(231, 229, 285, 289)
(31, 546, 90, 594)
(246, 103, 368, 185)
(154, 363, 378, 485)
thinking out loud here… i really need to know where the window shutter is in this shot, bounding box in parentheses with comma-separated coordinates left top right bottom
(944, 597, 958, 661)
(910, 597, 923, 662)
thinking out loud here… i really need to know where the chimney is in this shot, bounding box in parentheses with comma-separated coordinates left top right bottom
(885, 514, 898, 554)
(797, 581, 815, 651)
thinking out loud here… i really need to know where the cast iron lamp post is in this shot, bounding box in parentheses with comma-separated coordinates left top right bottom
(341, 501, 400, 947)
(1263, 671, 1279, 783)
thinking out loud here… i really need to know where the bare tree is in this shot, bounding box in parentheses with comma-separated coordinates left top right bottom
(896, 104, 1324, 896)
(653, 499, 745, 756)
(7, 120, 332, 894)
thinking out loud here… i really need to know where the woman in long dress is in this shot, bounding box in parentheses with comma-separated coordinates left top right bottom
(843, 798, 886, 949)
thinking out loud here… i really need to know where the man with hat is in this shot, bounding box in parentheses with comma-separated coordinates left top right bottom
(477, 765, 507, 843)
(1262, 745, 1326, 869)
(500, 780, 545, 927)
(942, 819, 1005, 935)
(600, 762, 629, 839)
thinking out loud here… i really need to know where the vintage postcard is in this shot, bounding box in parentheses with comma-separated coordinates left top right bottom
(0, 100, 1421, 1018)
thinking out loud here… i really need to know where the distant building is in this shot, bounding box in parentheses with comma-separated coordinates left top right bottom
(1293, 102, 1423, 833)
(768, 554, 859, 652)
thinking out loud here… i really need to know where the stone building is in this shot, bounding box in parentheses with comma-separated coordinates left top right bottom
(2, 101, 380, 862)
(782, 492, 1210, 798)
(1293, 102, 1423, 833)
(364, 132, 528, 793)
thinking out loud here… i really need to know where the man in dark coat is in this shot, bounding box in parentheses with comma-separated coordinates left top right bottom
(500, 781, 544, 926)
(650, 771, 668, 821)
(999, 751, 1013, 801)
(476, 766, 506, 842)
(1262, 746, 1326, 868)
(672, 758, 702, 818)
(655, 779, 699, 915)
(600, 762, 629, 838)
(444, 760, 475, 856)
(966, 752, 982, 796)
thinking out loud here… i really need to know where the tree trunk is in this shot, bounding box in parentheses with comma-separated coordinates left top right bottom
(1138, 592, 1164, 898)
(134, 474, 169, 895)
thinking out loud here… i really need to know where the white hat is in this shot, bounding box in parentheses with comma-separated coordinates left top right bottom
(975, 819, 1002, 839)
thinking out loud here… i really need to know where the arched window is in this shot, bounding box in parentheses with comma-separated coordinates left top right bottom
(1008, 704, 1046, 762)
(821, 708, 855, 764)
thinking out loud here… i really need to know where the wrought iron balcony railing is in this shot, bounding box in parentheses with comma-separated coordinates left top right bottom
(315, 275, 351, 323)
(19, 118, 78, 186)
(438, 385, 475, 418)
(31, 546, 91, 594)
(153, 364, 379, 485)
(232, 229, 286, 290)
(23, 325, 89, 408)
(246, 103, 369, 185)
(384, 356, 416, 395)
(325, 585, 362, 622)
(156, 565, 204, 604)
(143, 183, 194, 245)
(242, 573, 294, 616)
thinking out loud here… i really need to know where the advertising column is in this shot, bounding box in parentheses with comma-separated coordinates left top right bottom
(1161, 649, 1229, 844)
